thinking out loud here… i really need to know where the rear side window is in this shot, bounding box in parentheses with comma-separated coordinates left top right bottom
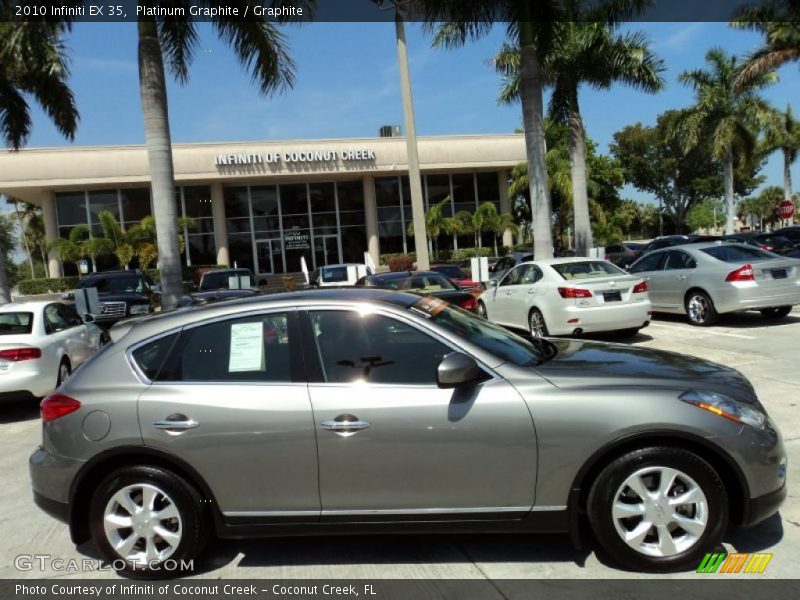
(0, 312, 33, 335)
(551, 261, 626, 280)
(629, 252, 666, 273)
(132, 333, 180, 381)
(664, 251, 697, 270)
(321, 267, 348, 282)
(701, 245, 776, 262)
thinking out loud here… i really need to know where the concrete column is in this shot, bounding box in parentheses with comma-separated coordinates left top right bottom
(498, 170, 514, 248)
(211, 183, 230, 266)
(42, 192, 61, 278)
(363, 175, 380, 268)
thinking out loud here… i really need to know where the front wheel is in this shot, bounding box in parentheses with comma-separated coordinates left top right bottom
(760, 306, 792, 319)
(685, 291, 718, 327)
(587, 446, 728, 572)
(89, 465, 207, 578)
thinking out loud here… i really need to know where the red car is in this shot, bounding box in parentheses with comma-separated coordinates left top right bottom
(430, 264, 482, 294)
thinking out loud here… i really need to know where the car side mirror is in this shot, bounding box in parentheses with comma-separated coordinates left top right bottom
(489, 279, 498, 288)
(82, 313, 94, 324)
(61, 292, 74, 300)
(437, 352, 483, 389)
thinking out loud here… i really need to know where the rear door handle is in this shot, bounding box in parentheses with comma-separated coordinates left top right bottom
(153, 415, 199, 431)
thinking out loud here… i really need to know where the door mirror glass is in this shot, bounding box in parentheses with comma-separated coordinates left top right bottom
(82, 313, 94, 324)
(489, 279, 498, 288)
(436, 352, 483, 389)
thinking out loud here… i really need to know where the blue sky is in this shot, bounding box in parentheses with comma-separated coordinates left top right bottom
(14, 21, 800, 202)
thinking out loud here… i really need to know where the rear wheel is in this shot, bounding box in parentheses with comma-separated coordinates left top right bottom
(529, 308, 548, 338)
(89, 465, 206, 578)
(587, 446, 728, 572)
(56, 359, 71, 387)
(760, 306, 792, 319)
(685, 291, 718, 326)
(477, 301, 487, 319)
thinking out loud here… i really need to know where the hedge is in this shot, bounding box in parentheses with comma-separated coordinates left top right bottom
(380, 252, 416, 265)
(17, 276, 80, 295)
(449, 247, 494, 262)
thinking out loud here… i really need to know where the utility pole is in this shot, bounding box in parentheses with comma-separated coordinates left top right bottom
(378, 0, 430, 269)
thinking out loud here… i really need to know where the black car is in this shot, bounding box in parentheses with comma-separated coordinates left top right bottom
(604, 242, 643, 268)
(355, 271, 479, 312)
(639, 234, 720, 256)
(76, 270, 158, 326)
(177, 268, 261, 307)
(774, 226, 800, 249)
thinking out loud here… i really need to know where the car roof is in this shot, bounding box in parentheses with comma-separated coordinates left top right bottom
(0, 300, 57, 311)
(83, 270, 142, 278)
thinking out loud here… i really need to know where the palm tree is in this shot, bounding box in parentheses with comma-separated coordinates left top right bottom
(762, 104, 800, 201)
(494, 22, 664, 257)
(134, 8, 300, 308)
(408, 197, 448, 259)
(732, 1, 800, 89)
(0, 16, 78, 302)
(674, 48, 776, 234)
(420, 0, 651, 260)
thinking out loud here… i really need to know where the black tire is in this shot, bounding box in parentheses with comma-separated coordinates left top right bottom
(587, 446, 728, 572)
(89, 465, 207, 579)
(477, 301, 488, 319)
(760, 306, 792, 319)
(56, 358, 71, 387)
(529, 308, 549, 338)
(685, 290, 719, 327)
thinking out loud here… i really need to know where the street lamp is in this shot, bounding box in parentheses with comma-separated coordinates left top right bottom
(374, 0, 430, 270)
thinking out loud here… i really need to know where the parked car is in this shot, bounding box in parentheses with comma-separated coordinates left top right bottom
(638, 235, 720, 257)
(0, 301, 104, 401)
(478, 258, 651, 337)
(75, 270, 158, 326)
(773, 226, 800, 250)
(489, 252, 533, 283)
(355, 271, 480, 311)
(308, 263, 371, 288)
(628, 242, 800, 325)
(722, 233, 800, 258)
(177, 268, 260, 307)
(604, 242, 644, 269)
(430, 264, 481, 293)
(30, 289, 786, 576)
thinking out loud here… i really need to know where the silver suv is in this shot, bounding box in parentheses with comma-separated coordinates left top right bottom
(30, 289, 786, 577)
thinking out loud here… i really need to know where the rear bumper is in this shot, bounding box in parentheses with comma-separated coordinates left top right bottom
(33, 491, 70, 524)
(0, 369, 54, 398)
(714, 281, 800, 313)
(549, 300, 651, 335)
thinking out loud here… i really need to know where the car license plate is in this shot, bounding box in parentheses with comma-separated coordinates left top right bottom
(772, 269, 787, 279)
(603, 291, 622, 302)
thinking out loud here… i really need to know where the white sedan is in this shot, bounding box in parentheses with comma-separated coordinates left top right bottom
(0, 301, 104, 401)
(477, 258, 652, 337)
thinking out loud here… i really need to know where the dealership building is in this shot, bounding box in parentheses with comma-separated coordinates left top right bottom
(0, 134, 525, 276)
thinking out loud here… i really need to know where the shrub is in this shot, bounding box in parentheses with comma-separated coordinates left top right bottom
(387, 255, 415, 272)
(380, 252, 416, 265)
(449, 247, 494, 262)
(16, 276, 80, 295)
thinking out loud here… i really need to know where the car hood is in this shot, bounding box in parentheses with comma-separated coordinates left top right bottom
(532, 338, 759, 405)
(190, 289, 259, 301)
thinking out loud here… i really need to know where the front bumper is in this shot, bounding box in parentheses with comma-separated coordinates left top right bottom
(743, 480, 787, 527)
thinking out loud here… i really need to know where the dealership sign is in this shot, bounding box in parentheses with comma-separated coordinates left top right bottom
(284, 230, 311, 250)
(215, 148, 376, 167)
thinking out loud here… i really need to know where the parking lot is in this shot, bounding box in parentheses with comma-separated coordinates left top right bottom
(1, 308, 798, 581)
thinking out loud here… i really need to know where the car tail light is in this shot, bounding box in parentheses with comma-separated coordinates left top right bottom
(632, 281, 648, 293)
(725, 264, 755, 282)
(558, 287, 593, 299)
(459, 296, 478, 311)
(759, 245, 773, 251)
(0, 347, 42, 361)
(40, 393, 81, 422)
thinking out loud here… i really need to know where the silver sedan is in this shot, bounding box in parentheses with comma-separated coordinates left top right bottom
(628, 242, 800, 326)
(478, 258, 652, 337)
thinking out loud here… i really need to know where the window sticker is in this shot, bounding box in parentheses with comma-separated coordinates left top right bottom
(412, 296, 449, 317)
(229, 322, 264, 372)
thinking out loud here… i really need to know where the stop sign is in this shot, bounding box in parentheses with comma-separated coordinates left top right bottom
(779, 199, 795, 220)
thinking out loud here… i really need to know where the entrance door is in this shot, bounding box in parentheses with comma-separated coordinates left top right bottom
(255, 239, 284, 274)
(313, 235, 340, 269)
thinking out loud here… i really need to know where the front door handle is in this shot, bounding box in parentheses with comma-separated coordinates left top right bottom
(677, 275, 687, 280)
(527, 289, 537, 294)
(153, 414, 199, 432)
(321, 415, 371, 436)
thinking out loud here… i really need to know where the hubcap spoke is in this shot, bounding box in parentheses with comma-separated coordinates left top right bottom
(669, 486, 703, 507)
(658, 468, 679, 498)
(117, 490, 140, 515)
(154, 525, 180, 548)
(105, 513, 133, 529)
(114, 534, 139, 557)
(613, 501, 646, 519)
(144, 536, 159, 563)
(153, 503, 179, 521)
(142, 486, 157, 511)
(624, 520, 653, 547)
(672, 513, 706, 537)
(656, 524, 678, 555)
(626, 474, 653, 502)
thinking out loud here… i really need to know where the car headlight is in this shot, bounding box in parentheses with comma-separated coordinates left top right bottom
(129, 304, 150, 315)
(680, 390, 766, 430)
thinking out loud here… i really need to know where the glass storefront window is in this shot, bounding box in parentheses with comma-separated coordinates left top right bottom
(228, 233, 255, 272)
(280, 183, 307, 215)
(251, 186, 279, 232)
(341, 225, 366, 263)
(476, 171, 500, 204)
(88, 190, 120, 235)
(120, 188, 151, 226)
(451, 173, 476, 215)
(224, 186, 250, 219)
(188, 234, 216, 265)
(309, 182, 335, 212)
(56, 192, 87, 226)
(425, 174, 451, 216)
(336, 180, 364, 212)
(183, 186, 213, 218)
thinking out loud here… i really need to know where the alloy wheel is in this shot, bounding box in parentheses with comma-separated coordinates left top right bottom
(477, 301, 487, 318)
(57, 362, 70, 386)
(687, 295, 709, 324)
(103, 483, 183, 565)
(611, 466, 708, 558)
(529, 311, 546, 338)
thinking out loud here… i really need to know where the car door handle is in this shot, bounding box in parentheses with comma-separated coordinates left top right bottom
(676, 275, 687, 280)
(527, 289, 537, 294)
(153, 415, 199, 431)
(320, 417, 371, 436)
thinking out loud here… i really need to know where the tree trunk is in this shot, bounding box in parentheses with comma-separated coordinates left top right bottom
(0, 254, 10, 304)
(138, 20, 182, 309)
(518, 27, 554, 260)
(568, 107, 593, 257)
(784, 148, 793, 202)
(453, 235, 458, 251)
(723, 145, 735, 235)
(13, 204, 36, 279)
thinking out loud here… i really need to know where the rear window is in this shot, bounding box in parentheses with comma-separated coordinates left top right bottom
(80, 275, 144, 293)
(551, 261, 626, 280)
(700, 245, 777, 262)
(321, 266, 349, 283)
(432, 266, 465, 279)
(0, 312, 34, 335)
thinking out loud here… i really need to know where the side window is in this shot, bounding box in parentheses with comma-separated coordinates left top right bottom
(132, 333, 180, 381)
(522, 265, 543, 284)
(44, 304, 71, 333)
(500, 265, 526, 287)
(310, 310, 449, 385)
(629, 252, 666, 273)
(664, 251, 697, 270)
(162, 313, 292, 383)
(57, 304, 83, 327)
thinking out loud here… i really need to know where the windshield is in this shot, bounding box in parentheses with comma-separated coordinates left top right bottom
(400, 274, 458, 291)
(0, 312, 34, 335)
(551, 260, 626, 280)
(409, 297, 548, 366)
(432, 266, 466, 279)
(701, 245, 778, 262)
(321, 266, 349, 283)
(80, 275, 144, 293)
